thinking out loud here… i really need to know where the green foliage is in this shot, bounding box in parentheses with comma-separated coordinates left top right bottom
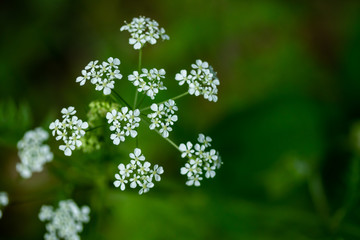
(0, 100, 32, 146)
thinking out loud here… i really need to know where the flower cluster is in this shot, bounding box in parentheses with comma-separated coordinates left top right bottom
(128, 68, 167, 100)
(0, 192, 9, 219)
(179, 134, 222, 186)
(49, 106, 89, 156)
(76, 57, 122, 95)
(147, 99, 178, 138)
(106, 107, 141, 145)
(175, 59, 219, 102)
(114, 148, 164, 195)
(39, 199, 90, 240)
(17, 127, 53, 178)
(120, 16, 169, 50)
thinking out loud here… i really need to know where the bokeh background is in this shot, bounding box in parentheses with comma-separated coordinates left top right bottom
(1, 0, 360, 239)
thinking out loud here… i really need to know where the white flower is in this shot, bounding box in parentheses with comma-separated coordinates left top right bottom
(128, 71, 143, 86)
(95, 78, 114, 95)
(85, 60, 99, 71)
(149, 117, 161, 130)
(175, 70, 191, 86)
(180, 163, 196, 177)
(150, 164, 164, 182)
(186, 175, 202, 187)
(76, 70, 91, 86)
(150, 103, 165, 118)
(128, 109, 141, 124)
(130, 148, 145, 163)
(194, 143, 206, 158)
(189, 157, 203, 167)
(110, 131, 125, 145)
(107, 69, 122, 80)
(106, 57, 120, 68)
(139, 181, 151, 195)
(129, 174, 142, 188)
(61, 106, 76, 119)
(198, 133, 212, 147)
(59, 140, 75, 156)
(189, 81, 201, 96)
(204, 163, 216, 178)
(17, 127, 53, 178)
(191, 59, 209, 71)
(119, 107, 129, 121)
(165, 99, 178, 114)
(118, 163, 132, 177)
(129, 33, 146, 49)
(106, 109, 119, 124)
(137, 161, 151, 175)
(159, 122, 171, 138)
(114, 174, 128, 190)
(123, 122, 138, 138)
(49, 119, 61, 136)
(164, 114, 178, 126)
(39, 199, 90, 240)
(179, 141, 194, 158)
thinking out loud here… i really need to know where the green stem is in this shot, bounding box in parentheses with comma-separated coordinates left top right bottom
(138, 48, 142, 72)
(140, 91, 189, 111)
(140, 115, 180, 151)
(331, 156, 360, 231)
(136, 94, 146, 109)
(112, 89, 132, 108)
(133, 49, 142, 147)
(87, 125, 106, 132)
(307, 171, 330, 225)
(134, 49, 142, 109)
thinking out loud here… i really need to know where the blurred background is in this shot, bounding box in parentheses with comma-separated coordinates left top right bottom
(1, 0, 360, 239)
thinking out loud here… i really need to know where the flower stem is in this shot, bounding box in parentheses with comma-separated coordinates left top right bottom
(140, 91, 189, 111)
(136, 94, 146, 109)
(87, 125, 106, 132)
(112, 89, 132, 108)
(307, 171, 330, 224)
(140, 114, 180, 152)
(133, 49, 142, 110)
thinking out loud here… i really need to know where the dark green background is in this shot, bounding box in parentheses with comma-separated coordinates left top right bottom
(1, 0, 360, 239)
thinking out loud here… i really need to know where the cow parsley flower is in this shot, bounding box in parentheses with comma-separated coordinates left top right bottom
(128, 68, 167, 100)
(106, 107, 141, 145)
(76, 57, 122, 95)
(17, 127, 53, 178)
(0, 192, 9, 219)
(175, 59, 220, 102)
(120, 16, 169, 50)
(49, 107, 88, 156)
(179, 134, 222, 186)
(113, 148, 164, 195)
(39, 199, 90, 240)
(147, 100, 178, 137)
